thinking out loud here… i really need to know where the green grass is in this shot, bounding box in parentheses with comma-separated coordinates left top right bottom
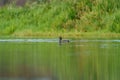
(0, 0, 120, 38)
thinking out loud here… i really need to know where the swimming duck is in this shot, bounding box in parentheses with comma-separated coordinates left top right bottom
(59, 36, 70, 45)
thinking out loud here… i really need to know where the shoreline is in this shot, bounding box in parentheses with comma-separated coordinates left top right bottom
(0, 32, 120, 39)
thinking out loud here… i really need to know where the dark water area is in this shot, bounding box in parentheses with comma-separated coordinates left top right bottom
(0, 39, 120, 80)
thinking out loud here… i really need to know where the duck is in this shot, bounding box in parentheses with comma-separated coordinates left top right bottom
(59, 36, 70, 45)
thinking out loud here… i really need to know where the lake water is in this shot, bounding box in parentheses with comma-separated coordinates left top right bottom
(0, 38, 120, 80)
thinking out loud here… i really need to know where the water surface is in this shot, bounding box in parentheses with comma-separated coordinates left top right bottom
(0, 39, 120, 80)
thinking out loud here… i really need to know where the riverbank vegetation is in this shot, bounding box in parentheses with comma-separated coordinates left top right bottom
(0, 0, 120, 38)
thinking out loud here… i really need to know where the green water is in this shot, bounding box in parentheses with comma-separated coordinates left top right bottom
(0, 39, 120, 80)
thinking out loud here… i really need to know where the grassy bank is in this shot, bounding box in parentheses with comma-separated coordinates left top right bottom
(0, 0, 120, 38)
(1, 31, 120, 39)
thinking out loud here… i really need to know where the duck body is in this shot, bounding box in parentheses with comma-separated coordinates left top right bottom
(59, 37, 70, 45)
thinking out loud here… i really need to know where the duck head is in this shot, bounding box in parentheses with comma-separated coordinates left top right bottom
(59, 36, 62, 41)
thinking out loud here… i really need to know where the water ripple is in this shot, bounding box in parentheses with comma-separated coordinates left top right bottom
(72, 40, 120, 42)
(0, 39, 58, 42)
(0, 39, 120, 43)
